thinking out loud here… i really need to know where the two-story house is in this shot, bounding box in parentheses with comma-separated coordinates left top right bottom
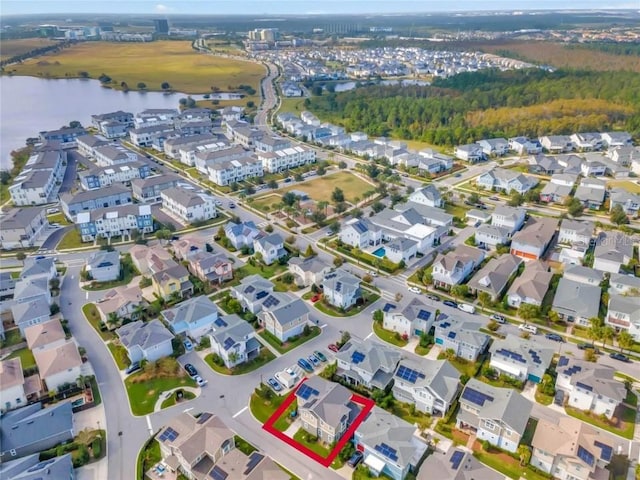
(506, 261, 553, 308)
(116, 319, 174, 364)
(187, 251, 233, 286)
(477, 168, 538, 194)
(253, 233, 286, 265)
(478, 138, 509, 157)
(606, 295, 640, 341)
(259, 293, 310, 342)
(467, 254, 523, 302)
(77, 204, 154, 243)
(322, 269, 362, 310)
(392, 358, 460, 416)
(223, 221, 261, 250)
(593, 232, 634, 274)
(209, 314, 261, 368)
(131, 174, 181, 204)
(96, 285, 146, 324)
(408, 185, 443, 208)
(33, 340, 83, 392)
(552, 278, 601, 326)
(0, 207, 49, 250)
(434, 316, 490, 362)
(152, 265, 194, 300)
(162, 295, 219, 341)
(335, 338, 401, 390)
(558, 219, 595, 247)
(489, 334, 554, 384)
(454, 143, 485, 163)
(510, 217, 557, 261)
(85, 251, 121, 282)
(491, 206, 527, 236)
(0, 358, 26, 412)
(161, 188, 217, 224)
(383, 298, 435, 338)
(432, 245, 485, 290)
(288, 256, 331, 287)
(231, 275, 275, 314)
(457, 378, 533, 453)
(339, 218, 382, 249)
(540, 174, 578, 204)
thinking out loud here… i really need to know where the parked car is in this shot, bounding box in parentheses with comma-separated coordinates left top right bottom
(426, 294, 440, 302)
(368, 270, 378, 277)
(308, 355, 319, 367)
(267, 378, 282, 392)
(195, 375, 207, 387)
(409, 286, 421, 294)
(228, 203, 236, 209)
(490, 314, 506, 324)
(489, 196, 499, 201)
(183, 339, 193, 351)
(577, 343, 600, 353)
(285, 367, 297, 377)
(313, 351, 327, 362)
(443, 300, 458, 308)
(184, 363, 198, 378)
(458, 303, 476, 314)
(125, 362, 141, 375)
(328, 344, 339, 353)
(519, 324, 538, 335)
(311, 294, 321, 303)
(545, 333, 564, 343)
(325, 230, 334, 237)
(297, 358, 313, 373)
(347, 451, 364, 468)
(609, 352, 630, 363)
(283, 177, 292, 183)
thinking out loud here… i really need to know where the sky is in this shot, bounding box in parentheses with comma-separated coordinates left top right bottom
(2, 0, 638, 16)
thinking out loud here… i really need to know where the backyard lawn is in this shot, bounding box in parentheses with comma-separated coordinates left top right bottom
(259, 326, 321, 354)
(107, 342, 131, 370)
(204, 347, 275, 375)
(313, 292, 380, 317)
(233, 261, 288, 283)
(372, 322, 408, 347)
(607, 179, 640, 194)
(7, 41, 264, 94)
(278, 171, 374, 204)
(125, 374, 196, 416)
(292, 428, 331, 457)
(57, 229, 84, 250)
(0, 328, 24, 348)
(8, 347, 36, 370)
(565, 405, 636, 440)
(249, 389, 296, 432)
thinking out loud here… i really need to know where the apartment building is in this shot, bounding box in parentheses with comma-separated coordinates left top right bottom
(93, 144, 139, 167)
(79, 161, 151, 190)
(206, 156, 264, 186)
(257, 146, 316, 173)
(9, 150, 66, 206)
(76, 204, 154, 242)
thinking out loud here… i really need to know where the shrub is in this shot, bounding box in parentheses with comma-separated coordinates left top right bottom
(92, 437, 102, 458)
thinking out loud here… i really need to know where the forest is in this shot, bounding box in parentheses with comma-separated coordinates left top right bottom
(304, 69, 640, 147)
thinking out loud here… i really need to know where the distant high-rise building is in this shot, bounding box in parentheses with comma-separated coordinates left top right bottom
(154, 19, 169, 34)
(248, 28, 279, 43)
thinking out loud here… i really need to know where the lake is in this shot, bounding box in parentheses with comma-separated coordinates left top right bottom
(0, 75, 201, 169)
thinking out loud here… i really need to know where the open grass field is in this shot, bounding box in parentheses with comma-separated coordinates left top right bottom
(0, 38, 60, 61)
(477, 41, 640, 73)
(278, 96, 306, 114)
(279, 171, 374, 204)
(6, 41, 265, 94)
(607, 179, 640, 194)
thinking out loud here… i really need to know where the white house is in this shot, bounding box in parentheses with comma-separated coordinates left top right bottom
(259, 294, 310, 342)
(253, 233, 286, 265)
(408, 185, 442, 208)
(558, 219, 594, 246)
(609, 189, 640, 218)
(489, 334, 554, 384)
(33, 341, 83, 392)
(490, 206, 526, 235)
(606, 295, 640, 341)
(206, 156, 264, 186)
(322, 269, 362, 310)
(434, 316, 490, 362)
(335, 338, 401, 390)
(0, 358, 26, 412)
(540, 135, 573, 153)
(161, 188, 217, 224)
(432, 245, 485, 289)
(11, 296, 51, 336)
(383, 298, 435, 338)
(209, 314, 261, 368)
(477, 168, 538, 194)
(257, 146, 316, 173)
(224, 221, 261, 250)
(455, 143, 484, 163)
(601, 131, 632, 148)
(162, 296, 219, 341)
(9, 150, 66, 206)
(593, 232, 634, 274)
(552, 278, 601, 326)
(116, 319, 174, 364)
(475, 224, 511, 248)
(85, 251, 121, 282)
(288, 256, 331, 287)
(478, 138, 509, 156)
(0, 207, 49, 250)
(509, 137, 542, 155)
(339, 218, 382, 249)
(93, 144, 139, 167)
(231, 274, 275, 314)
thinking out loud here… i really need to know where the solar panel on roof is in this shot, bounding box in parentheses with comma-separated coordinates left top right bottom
(297, 384, 319, 400)
(496, 349, 526, 364)
(577, 446, 595, 466)
(351, 351, 365, 364)
(396, 365, 426, 384)
(215, 318, 228, 328)
(197, 412, 212, 424)
(256, 291, 268, 300)
(210, 465, 228, 480)
(244, 452, 265, 475)
(374, 443, 398, 461)
(383, 303, 396, 313)
(158, 426, 179, 442)
(245, 285, 255, 293)
(448, 331, 457, 339)
(557, 356, 569, 367)
(223, 338, 235, 350)
(563, 365, 582, 376)
(336, 281, 342, 292)
(461, 387, 494, 407)
(417, 309, 431, 321)
(450, 451, 465, 469)
(439, 322, 451, 329)
(594, 441, 612, 461)
(263, 296, 281, 308)
(575, 381, 593, 392)
(529, 350, 542, 365)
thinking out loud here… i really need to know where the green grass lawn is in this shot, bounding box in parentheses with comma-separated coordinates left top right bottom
(443, 202, 470, 220)
(233, 261, 288, 282)
(249, 390, 296, 431)
(414, 345, 432, 356)
(313, 293, 380, 317)
(204, 348, 275, 375)
(83, 256, 139, 291)
(437, 353, 481, 378)
(57, 228, 85, 250)
(607, 179, 640, 194)
(0, 328, 24, 349)
(82, 303, 115, 341)
(473, 449, 549, 480)
(125, 375, 197, 416)
(46, 212, 71, 226)
(251, 193, 282, 212)
(160, 390, 196, 409)
(259, 326, 321, 354)
(372, 322, 408, 347)
(292, 428, 331, 457)
(278, 97, 306, 114)
(273, 276, 300, 292)
(565, 405, 636, 440)
(107, 342, 131, 370)
(390, 401, 432, 427)
(234, 436, 257, 456)
(136, 438, 161, 480)
(8, 347, 36, 370)
(279, 171, 374, 204)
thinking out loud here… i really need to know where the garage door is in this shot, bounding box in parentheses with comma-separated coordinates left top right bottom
(435, 338, 443, 345)
(527, 373, 541, 383)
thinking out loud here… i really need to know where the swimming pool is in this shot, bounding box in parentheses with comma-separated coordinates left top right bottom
(372, 247, 386, 258)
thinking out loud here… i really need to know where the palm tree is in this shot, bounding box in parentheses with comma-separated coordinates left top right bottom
(601, 326, 614, 348)
(132, 303, 146, 320)
(76, 374, 88, 389)
(518, 445, 531, 466)
(317, 201, 329, 216)
(228, 351, 239, 366)
(107, 312, 119, 328)
(617, 331, 634, 353)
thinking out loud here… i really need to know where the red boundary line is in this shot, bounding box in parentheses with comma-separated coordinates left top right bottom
(262, 378, 376, 467)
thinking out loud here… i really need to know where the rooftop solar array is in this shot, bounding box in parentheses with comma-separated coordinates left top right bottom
(214, 317, 228, 328)
(351, 351, 366, 364)
(197, 412, 212, 424)
(245, 285, 255, 293)
(461, 387, 494, 407)
(495, 349, 526, 364)
(263, 295, 281, 308)
(256, 290, 268, 300)
(223, 337, 235, 350)
(563, 365, 582, 376)
(577, 446, 595, 467)
(396, 365, 426, 384)
(417, 309, 431, 321)
(297, 384, 319, 400)
(383, 303, 396, 313)
(448, 331, 457, 339)
(244, 452, 265, 475)
(529, 349, 542, 365)
(336, 281, 343, 292)
(575, 381, 593, 392)
(450, 451, 464, 470)
(594, 441, 613, 461)
(558, 356, 569, 367)
(158, 427, 179, 442)
(210, 465, 228, 480)
(439, 321, 451, 329)
(375, 443, 398, 461)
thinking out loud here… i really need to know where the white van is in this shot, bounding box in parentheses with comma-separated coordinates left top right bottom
(457, 303, 476, 314)
(519, 324, 538, 335)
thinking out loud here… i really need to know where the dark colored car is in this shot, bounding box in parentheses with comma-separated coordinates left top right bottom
(347, 451, 364, 468)
(426, 294, 440, 302)
(313, 351, 327, 362)
(125, 362, 141, 375)
(609, 352, 630, 363)
(443, 300, 458, 308)
(545, 333, 565, 342)
(297, 358, 313, 372)
(577, 343, 600, 353)
(328, 344, 339, 353)
(184, 363, 198, 378)
(267, 378, 282, 392)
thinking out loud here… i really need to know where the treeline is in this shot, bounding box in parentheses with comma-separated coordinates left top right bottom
(0, 41, 69, 68)
(568, 43, 640, 57)
(305, 69, 640, 146)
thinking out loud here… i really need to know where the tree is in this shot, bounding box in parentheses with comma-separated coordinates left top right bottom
(161, 81, 171, 90)
(518, 445, 531, 466)
(226, 298, 243, 314)
(107, 312, 119, 327)
(610, 204, 629, 225)
(304, 244, 315, 257)
(282, 191, 297, 207)
(0, 170, 10, 185)
(373, 309, 383, 323)
(371, 201, 385, 213)
(331, 187, 345, 204)
(49, 277, 60, 290)
(617, 331, 634, 353)
(265, 224, 274, 233)
(601, 325, 614, 348)
(450, 285, 468, 300)
(156, 229, 171, 244)
(333, 257, 344, 267)
(338, 160, 347, 169)
(16, 251, 26, 264)
(267, 179, 278, 189)
(565, 197, 584, 217)
(137, 82, 146, 90)
(507, 192, 524, 207)
(316, 165, 326, 176)
(518, 303, 540, 320)
(547, 310, 560, 324)
(422, 272, 433, 286)
(477, 292, 492, 312)
(246, 101, 255, 108)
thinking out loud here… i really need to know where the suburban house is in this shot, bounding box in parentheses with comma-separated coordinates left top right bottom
(91, 110, 133, 136)
(130, 244, 176, 275)
(259, 293, 310, 342)
(609, 272, 640, 296)
(540, 174, 578, 203)
(558, 219, 594, 247)
(555, 356, 626, 419)
(0, 272, 15, 300)
(491, 206, 526, 235)
(21, 257, 56, 281)
(528, 154, 563, 175)
(563, 265, 604, 287)
(32, 340, 82, 392)
(11, 297, 52, 336)
(385, 238, 419, 264)
(187, 251, 233, 285)
(540, 135, 573, 153)
(368, 208, 439, 253)
(253, 233, 286, 265)
(339, 218, 383, 249)
(593, 232, 634, 273)
(552, 278, 601, 326)
(509, 137, 542, 155)
(335, 338, 401, 390)
(209, 314, 261, 369)
(383, 298, 435, 338)
(162, 296, 219, 340)
(571, 132, 603, 152)
(467, 254, 523, 301)
(116, 319, 174, 364)
(509, 217, 558, 261)
(0, 207, 49, 250)
(408, 185, 443, 208)
(531, 416, 615, 480)
(76, 204, 154, 242)
(257, 146, 316, 173)
(507, 261, 553, 308)
(432, 245, 485, 290)
(609, 189, 640, 218)
(392, 358, 460, 416)
(478, 138, 509, 157)
(354, 407, 428, 480)
(160, 188, 217, 224)
(575, 178, 606, 210)
(455, 143, 485, 163)
(163, 133, 216, 159)
(606, 295, 640, 341)
(296, 376, 357, 444)
(434, 316, 490, 361)
(24, 319, 66, 352)
(489, 334, 554, 384)
(474, 224, 511, 248)
(152, 265, 193, 300)
(0, 402, 74, 463)
(476, 168, 538, 194)
(172, 235, 208, 262)
(85, 251, 121, 282)
(231, 274, 275, 314)
(0, 453, 74, 479)
(96, 286, 146, 323)
(581, 158, 607, 177)
(466, 209, 491, 226)
(601, 131, 632, 148)
(417, 448, 503, 480)
(79, 161, 151, 190)
(457, 378, 533, 453)
(223, 221, 261, 250)
(206, 155, 264, 187)
(322, 269, 362, 310)
(60, 184, 132, 220)
(0, 358, 26, 412)
(13, 275, 51, 304)
(131, 174, 181, 203)
(288, 256, 331, 287)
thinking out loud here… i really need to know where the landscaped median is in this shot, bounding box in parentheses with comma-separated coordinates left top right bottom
(204, 347, 275, 375)
(259, 325, 321, 354)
